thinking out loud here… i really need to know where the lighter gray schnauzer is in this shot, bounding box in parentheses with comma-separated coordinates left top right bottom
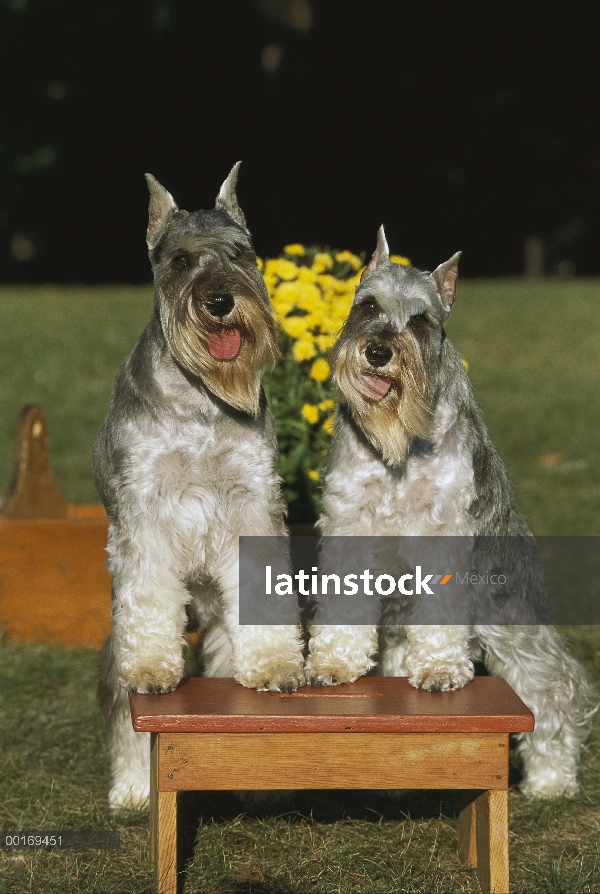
(306, 226, 597, 798)
(95, 163, 304, 810)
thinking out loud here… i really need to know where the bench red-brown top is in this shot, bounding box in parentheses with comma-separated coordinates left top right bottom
(130, 676, 534, 734)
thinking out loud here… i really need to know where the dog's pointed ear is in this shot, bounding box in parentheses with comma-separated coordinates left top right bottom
(145, 174, 178, 249)
(215, 161, 247, 229)
(360, 225, 390, 282)
(432, 251, 462, 310)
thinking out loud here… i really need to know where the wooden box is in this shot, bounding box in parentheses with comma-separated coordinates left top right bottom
(0, 406, 111, 648)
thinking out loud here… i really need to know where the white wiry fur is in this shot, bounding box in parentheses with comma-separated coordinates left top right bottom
(307, 236, 598, 798)
(95, 167, 304, 810)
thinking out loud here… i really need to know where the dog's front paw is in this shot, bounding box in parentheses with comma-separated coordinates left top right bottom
(304, 652, 374, 686)
(305, 625, 377, 686)
(120, 658, 184, 694)
(234, 628, 306, 692)
(408, 659, 474, 692)
(235, 656, 306, 693)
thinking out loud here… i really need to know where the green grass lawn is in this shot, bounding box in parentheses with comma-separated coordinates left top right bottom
(0, 281, 599, 892)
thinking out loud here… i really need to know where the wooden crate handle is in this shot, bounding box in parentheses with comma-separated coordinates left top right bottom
(0, 405, 69, 519)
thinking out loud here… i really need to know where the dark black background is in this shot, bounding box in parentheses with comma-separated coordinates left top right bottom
(1, 0, 599, 282)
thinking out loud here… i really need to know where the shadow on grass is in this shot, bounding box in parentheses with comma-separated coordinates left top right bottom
(176, 780, 529, 891)
(180, 784, 507, 829)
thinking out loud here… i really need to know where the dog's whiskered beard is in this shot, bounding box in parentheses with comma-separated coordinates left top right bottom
(333, 331, 437, 466)
(159, 282, 277, 416)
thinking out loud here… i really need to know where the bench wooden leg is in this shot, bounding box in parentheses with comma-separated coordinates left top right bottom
(475, 790, 509, 893)
(459, 791, 509, 893)
(150, 734, 178, 894)
(459, 798, 478, 867)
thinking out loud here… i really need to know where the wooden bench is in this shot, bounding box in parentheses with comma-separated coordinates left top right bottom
(130, 675, 534, 894)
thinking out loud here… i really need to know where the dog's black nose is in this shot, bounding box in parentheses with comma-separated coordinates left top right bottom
(205, 293, 235, 318)
(365, 342, 393, 368)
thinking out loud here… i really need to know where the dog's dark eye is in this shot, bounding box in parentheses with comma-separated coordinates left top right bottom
(172, 253, 190, 269)
(409, 313, 429, 327)
(359, 298, 377, 312)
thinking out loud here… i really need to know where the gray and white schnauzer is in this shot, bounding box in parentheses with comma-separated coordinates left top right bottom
(95, 163, 304, 810)
(306, 226, 597, 798)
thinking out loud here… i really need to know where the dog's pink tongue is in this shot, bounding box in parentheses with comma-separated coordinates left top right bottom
(363, 374, 392, 400)
(207, 328, 241, 360)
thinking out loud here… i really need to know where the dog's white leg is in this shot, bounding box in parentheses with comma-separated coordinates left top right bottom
(378, 627, 410, 676)
(216, 546, 305, 692)
(106, 701, 150, 811)
(109, 524, 190, 694)
(98, 636, 150, 810)
(304, 531, 380, 685)
(201, 624, 234, 677)
(305, 624, 378, 685)
(475, 625, 598, 798)
(404, 624, 474, 691)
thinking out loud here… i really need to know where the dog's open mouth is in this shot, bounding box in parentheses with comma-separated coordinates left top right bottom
(363, 373, 392, 400)
(207, 327, 241, 361)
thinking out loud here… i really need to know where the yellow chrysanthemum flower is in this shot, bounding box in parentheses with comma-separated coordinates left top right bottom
(271, 280, 304, 318)
(318, 399, 334, 411)
(295, 282, 322, 313)
(310, 358, 330, 382)
(299, 314, 320, 334)
(313, 252, 334, 273)
(271, 302, 296, 321)
(263, 258, 282, 278)
(335, 250, 363, 271)
(315, 273, 336, 292)
(263, 271, 278, 292)
(269, 258, 299, 281)
(302, 404, 319, 425)
(297, 266, 318, 284)
(293, 339, 317, 362)
(280, 316, 308, 339)
(462, 357, 469, 370)
(332, 276, 357, 294)
(390, 254, 411, 266)
(316, 334, 336, 352)
(307, 469, 320, 481)
(284, 244, 305, 256)
(322, 417, 334, 436)
(256, 256, 264, 271)
(273, 279, 300, 298)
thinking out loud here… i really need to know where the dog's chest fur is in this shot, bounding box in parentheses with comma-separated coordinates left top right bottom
(94, 317, 284, 574)
(322, 395, 476, 537)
